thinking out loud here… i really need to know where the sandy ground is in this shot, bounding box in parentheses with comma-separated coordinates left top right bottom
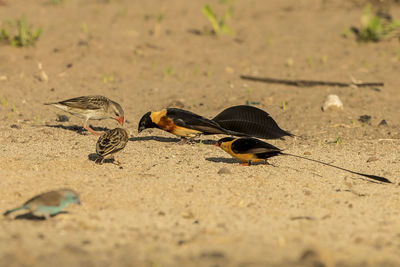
(1, 0, 400, 266)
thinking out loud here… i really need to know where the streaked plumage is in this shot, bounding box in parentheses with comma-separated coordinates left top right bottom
(3, 189, 81, 219)
(95, 128, 129, 165)
(45, 95, 124, 136)
(216, 137, 391, 183)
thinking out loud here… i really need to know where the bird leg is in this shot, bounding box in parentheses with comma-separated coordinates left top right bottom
(176, 137, 196, 145)
(240, 161, 251, 166)
(83, 124, 103, 136)
(95, 157, 104, 165)
(112, 156, 123, 168)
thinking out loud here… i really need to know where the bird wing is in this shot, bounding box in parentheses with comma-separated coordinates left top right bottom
(167, 108, 229, 134)
(57, 96, 107, 110)
(231, 138, 282, 154)
(96, 128, 129, 157)
(24, 191, 63, 207)
(212, 105, 293, 139)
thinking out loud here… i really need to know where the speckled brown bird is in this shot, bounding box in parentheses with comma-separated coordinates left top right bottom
(95, 128, 129, 166)
(216, 137, 391, 183)
(45, 95, 124, 136)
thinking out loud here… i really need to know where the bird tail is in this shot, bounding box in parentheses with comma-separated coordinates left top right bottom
(3, 206, 26, 216)
(95, 157, 104, 165)
(281, 152, 392, 184)
(212, 105, 294, 140)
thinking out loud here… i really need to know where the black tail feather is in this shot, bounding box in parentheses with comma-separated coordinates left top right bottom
(212, 105, 293, 140)
(281, 153, 392, 184)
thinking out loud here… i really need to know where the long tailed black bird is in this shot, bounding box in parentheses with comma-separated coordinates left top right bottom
(212, 105, 293, 139)
(138, 105, 292, 141)
(138, 108, 242, 140)
(216, 137, 392, 184)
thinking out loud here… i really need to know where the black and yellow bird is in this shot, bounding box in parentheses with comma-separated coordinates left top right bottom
(216, 137, 391, 183)
(138, 108, 242, 141)
(138, 105, 292, 141)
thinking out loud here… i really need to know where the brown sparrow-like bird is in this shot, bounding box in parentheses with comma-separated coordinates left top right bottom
(95, 128, 129, 166)
(45, 95, 124, 136)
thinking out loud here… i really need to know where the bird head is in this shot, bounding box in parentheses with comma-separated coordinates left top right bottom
(109, 101, 125, 126)
(138, 111, 159, 133)
(216, 137, 236, 147)
(62, 190, 81, 205)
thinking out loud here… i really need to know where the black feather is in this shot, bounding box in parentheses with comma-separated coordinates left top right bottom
(166, 108, 240, 135)
(212, 105, 293, 139)
(231, 137, 282, 159)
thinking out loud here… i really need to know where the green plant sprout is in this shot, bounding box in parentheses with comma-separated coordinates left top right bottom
(336, 136, 342, 145)
(103, 74, 114, 83)
(352, 4, 400, 42)
(163, 66, 174, 79)
(81, 22, 88, 33)
(201, 4, 232, 35)
(1, 97, 9, 107)
(281, 100, 287, 110)
(0, 16, 42, 47)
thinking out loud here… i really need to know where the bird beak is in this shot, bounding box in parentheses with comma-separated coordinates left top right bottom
(116, 116, 124, 126)
(138, 126, 144, 134)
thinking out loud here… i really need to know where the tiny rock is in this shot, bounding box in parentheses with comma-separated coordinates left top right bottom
(366, 156, 378, 163)
(321, 94, 343, 111)
(218, 167, 231, 175)
(358, 115, 371, 123)
(378, 120, 388, 126)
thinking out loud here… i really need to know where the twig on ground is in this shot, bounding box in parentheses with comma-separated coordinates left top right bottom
(240, 75, 384, 88)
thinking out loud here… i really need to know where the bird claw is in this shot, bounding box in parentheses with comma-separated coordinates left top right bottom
(84, 125, 104, 136)
(176, 138, 196, 145)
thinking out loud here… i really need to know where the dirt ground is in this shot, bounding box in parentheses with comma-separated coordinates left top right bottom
(1, 0, 400, 266)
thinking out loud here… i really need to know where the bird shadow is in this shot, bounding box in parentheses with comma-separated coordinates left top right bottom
(14, 211, 68, 220)
(206, 157, 239, 164)
(130, 135, 217, 145)
(87, 153, 114, 164)
(129, 135, 180, 143)
(205, 157, 271, 166)
(45, 124, 109, 135)
(88, 153, 122, 168)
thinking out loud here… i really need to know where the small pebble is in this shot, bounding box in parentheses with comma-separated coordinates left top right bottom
(57, 114, 69, 122)
(10, 124, 21, 129)
(218, 167, 231, 175)
(358, 115, 371, 123)
(321, 94, 343, 111)
(367, 156, 378, 163)
(378, 119, 388, 126)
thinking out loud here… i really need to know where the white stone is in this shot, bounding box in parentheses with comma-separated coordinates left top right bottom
(322, 94, 343, 111)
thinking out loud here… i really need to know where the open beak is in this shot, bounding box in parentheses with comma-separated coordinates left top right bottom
(116, 116, 124, 126)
